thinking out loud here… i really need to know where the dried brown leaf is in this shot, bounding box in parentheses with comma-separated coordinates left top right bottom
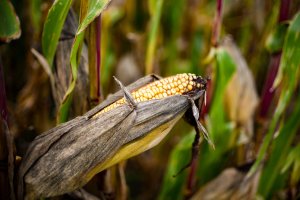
(222, 37, 259, 144)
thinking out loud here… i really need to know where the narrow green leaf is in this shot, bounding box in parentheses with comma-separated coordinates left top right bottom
(281, 145, 300, 174)
(30, 0, 42, 32)
(77, 0, 112, 34)
(249, 11, 300, 179)
(265, 23, 288, 53)
(273, 12, 300, 88)
(58, 0, 112, 122)
(281, 144, 300, 186)
(42, 0, 73, 67)
(190, 30, 204, 74)
(158, 131, 194, 200)
(291, 161, 300, 186)
(0, 0, 21, 42)
(145, 0, 164, 74)
(258, 95, 300, 197)
(209, 47, 236, 141)
(57, 32, 84, 123)
(195, 47, 236, 185)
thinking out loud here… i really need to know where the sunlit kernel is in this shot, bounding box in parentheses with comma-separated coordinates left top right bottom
(188, 85, 193, 91)
(197, 83, 201, 88)
(150, 91, 155, 97)
(171, 88, 176, 94)
(163, 93, 167, 97)
(179, 85, 183, 90)
(167, 90, 171, 95)
(146, 94, 151, 99)
(182, 82, 187, 87)
(156, 90, 160, 95)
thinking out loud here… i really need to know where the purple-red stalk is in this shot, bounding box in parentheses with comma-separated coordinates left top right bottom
(259, 54, 281, 117)
(185, 152, 198, 197)
(211, 0, 223, 47)
(278, 0, 290, 22)
(259, 0, 290, 118)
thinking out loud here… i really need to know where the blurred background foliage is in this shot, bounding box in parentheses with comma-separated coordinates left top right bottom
(0, 0, 300, 199)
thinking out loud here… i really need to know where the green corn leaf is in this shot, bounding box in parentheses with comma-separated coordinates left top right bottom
(42, 0, 73, 68)
(195, 47, 236, 184)
(58, 0, 112, 122)
(281, 145, 300, 174)
(30, 0, 42, 33)
(0, 0, 21, 42)
(77, 0, 112, 34)
(249, 11, 300, 182)
(281, 144, 300, 186)
(273, 12, 300, 89)
(145, 0, 164, 74)
(258, 95, 300, 197)
(209, 47, 236, 141)
(158, 131, 194, 200)
(265, 23, 288, 54)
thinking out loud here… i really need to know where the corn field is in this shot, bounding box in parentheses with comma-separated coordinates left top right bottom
(0, 0, 300, 199)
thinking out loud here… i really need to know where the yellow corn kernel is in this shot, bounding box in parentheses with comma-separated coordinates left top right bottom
(94, 73, 204, 116)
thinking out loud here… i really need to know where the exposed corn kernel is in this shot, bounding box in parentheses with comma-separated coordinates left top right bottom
(94, 73, 205, 117)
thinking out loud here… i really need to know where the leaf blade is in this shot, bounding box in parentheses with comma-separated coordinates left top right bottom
(0, 0, 21, 42)
(42, 0, 73, 67)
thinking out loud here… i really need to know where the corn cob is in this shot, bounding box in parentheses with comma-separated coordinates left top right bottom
(96, 73, 205, 116)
